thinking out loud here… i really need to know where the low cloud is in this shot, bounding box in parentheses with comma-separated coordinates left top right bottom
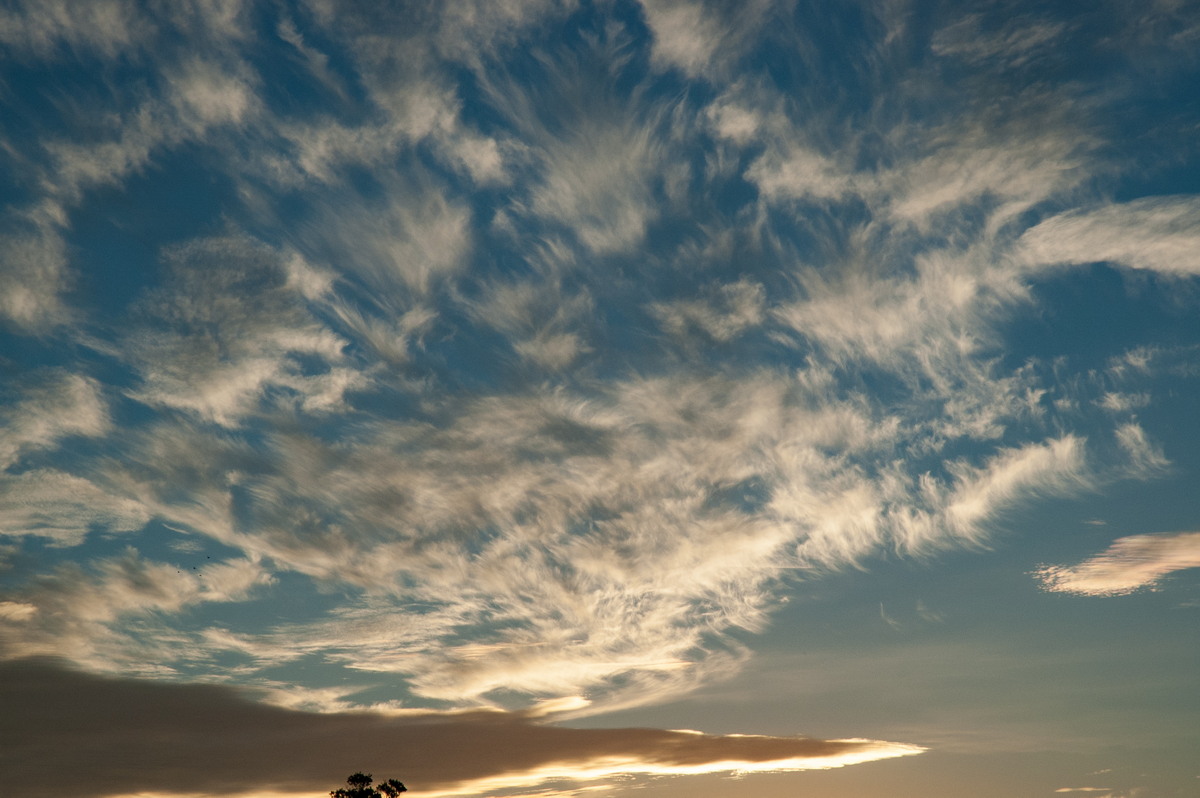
(1035, 531, 1200, 596)
(0, 659, 923, 798)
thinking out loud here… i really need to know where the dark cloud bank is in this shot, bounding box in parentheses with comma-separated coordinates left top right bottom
(0, 658, 909, 797)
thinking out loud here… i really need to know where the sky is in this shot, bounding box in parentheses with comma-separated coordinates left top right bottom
(1, 1, 1199, 797)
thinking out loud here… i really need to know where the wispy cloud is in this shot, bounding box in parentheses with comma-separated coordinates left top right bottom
(0, 469, 149, 547)
(638, 0, 778, 79)
(1019, 196, 1200, 275)
(931, 13, 1068, 69)
(0, 0, 153, 60)
(124, 235, 354, 426)
(0, 371, 109, 470)
(0, 549, 273, 672)
(0, 227, 73, 331)
(476, 29, 679, 256)
(1036, 531, 1200, 596)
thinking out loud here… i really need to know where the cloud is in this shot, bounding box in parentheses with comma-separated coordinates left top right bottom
(35, 51, 255, 209)
(167, 58, 256, 130)
(124, 235, 357, 426)
(1035, 531, 1200, 596)
(0, 371, 109, 470)
(0, 0, 1193, 740)
(649, 278, 765, 343)
(0, 363, 1095, 709)
(887, 436, 1092, 555)
(883, 130, 1089, 228)
(0, 470, 150, 546)
(639, 0, 728, 77)
(0, 659, 923, 798)
(638, 0, 777, 79)
(0, 227, 73, 331)
(746, 144, 858, 203)
(0, 3, 261, 333)
(462, 277, 595, 370)
(0, 550, 273, 671)
(0, 0, 152, 60)
(772, 247, 1026, 372)
(931, 13, 1068, 69)
(1097, 392, 1150, 413)
(472, 24, 679, 256)
(1114, 423, 1169, 478)
(1019, 196, 1200, 275)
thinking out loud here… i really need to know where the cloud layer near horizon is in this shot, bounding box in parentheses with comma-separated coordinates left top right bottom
(0, 658, 923, 798)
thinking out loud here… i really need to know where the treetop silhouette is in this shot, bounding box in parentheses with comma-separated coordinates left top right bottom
(331, 772, 406, 798)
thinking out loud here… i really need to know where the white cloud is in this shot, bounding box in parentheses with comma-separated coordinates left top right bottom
(39, 56, 258, 209)
(931, 14, 1068, 69)
(884, 131, 1088, 229)
(0, 548, 273, 670)
(526, 112, 665, 255)
(167, 58, 255, 129)
(470, 29, 678, 256)
(747, 145, 857, 203)
(1114, 423, 1169, 478)
(0, 227, 72, 331)
(889, 436, 1092, 554)
(0, 372, 109, 470)
(640, 0, 725, 77)
(1019, 196, 1200, 275)
(0, 357, 1105, 709)
(1036, 531, 1200, 596)
(294, 178, 472, 298)
(432, 0, 573, 64)
(0, 602, 37, 621)
(638, 0, 776, 79)
(0, 470, 149, 547)
(464, 277, 595, 370)
(125, 235, 356, 426)
(275, 15, 348, 105)
(772, 247, 1033, 431)
(707, 99, 765, 144)
(1098, 392, 1150, 412)
(0, 0, 152, 59)
(649, 279, 765, 343)
(939, 436, 1091, 540)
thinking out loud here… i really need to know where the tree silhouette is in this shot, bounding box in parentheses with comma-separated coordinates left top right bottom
(331, 772, 406, 798)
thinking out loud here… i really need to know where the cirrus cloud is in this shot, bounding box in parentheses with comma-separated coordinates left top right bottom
(1035, 531, 1200, 596)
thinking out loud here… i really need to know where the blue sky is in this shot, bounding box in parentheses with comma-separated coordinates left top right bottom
(2, 1, 1199, 797)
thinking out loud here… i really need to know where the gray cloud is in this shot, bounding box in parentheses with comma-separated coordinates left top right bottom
(0, 659, 922, 798)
